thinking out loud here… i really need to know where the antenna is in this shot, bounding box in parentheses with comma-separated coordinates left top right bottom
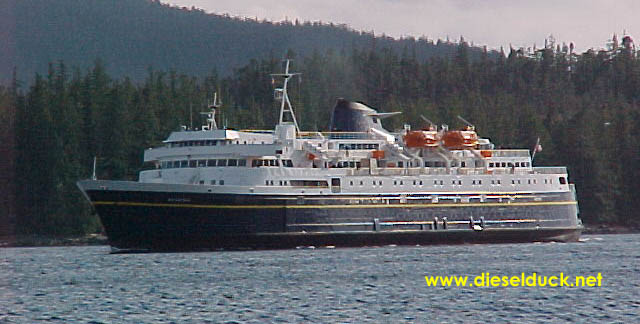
(271, 59, 301, 132)
(189, 103, 193, 130)
(92, 156, 97, 180)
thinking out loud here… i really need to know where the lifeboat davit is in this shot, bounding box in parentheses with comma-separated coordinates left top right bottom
(403, 130, 439, 148)
(442, 126, 478, 150)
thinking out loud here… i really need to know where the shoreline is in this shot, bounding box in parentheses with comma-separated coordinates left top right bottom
(1, 225, 638, 248)
(0, 234, 108, 248)
(581, 225, 640, 235)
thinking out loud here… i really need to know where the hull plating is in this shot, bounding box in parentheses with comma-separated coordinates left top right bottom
(81, 182, 582, 252)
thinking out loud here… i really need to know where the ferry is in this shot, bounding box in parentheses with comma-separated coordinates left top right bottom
(77, 61, 582, 252)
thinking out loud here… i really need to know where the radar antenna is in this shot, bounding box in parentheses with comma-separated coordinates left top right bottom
(201, 92, 221, 130)
(271, 59, 300, 132)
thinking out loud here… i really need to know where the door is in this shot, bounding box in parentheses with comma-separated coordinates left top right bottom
(331, 178, 341, 193)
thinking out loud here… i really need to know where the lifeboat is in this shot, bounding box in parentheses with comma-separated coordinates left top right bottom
(442, 126, 478, 150)
(403, 130, 439, 148)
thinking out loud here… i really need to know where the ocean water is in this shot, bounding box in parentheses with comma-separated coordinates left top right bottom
(1, 234, 639, 323)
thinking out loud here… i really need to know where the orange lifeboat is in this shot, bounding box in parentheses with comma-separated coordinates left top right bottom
(442, 126, 478, 150)
(403, 130, 439, 148)
(371, 150, 385, 159)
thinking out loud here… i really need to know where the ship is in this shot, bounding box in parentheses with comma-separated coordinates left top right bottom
(77, 60, 582, 252)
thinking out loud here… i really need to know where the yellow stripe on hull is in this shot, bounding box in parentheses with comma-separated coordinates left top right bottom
(92, 200, 577, 209)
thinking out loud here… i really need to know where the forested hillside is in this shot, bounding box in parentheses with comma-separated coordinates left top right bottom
(1, 39, 640, 236)
(0, 0, 490, 84)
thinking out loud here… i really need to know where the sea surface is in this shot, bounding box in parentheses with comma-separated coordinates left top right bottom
(1, 234, 639, 323)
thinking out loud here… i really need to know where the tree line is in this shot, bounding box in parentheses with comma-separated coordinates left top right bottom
(1, 40, 640, 236)
(3, 0, 489, 84)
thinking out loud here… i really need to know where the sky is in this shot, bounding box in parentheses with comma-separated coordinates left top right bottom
(163, 0, 640, 52)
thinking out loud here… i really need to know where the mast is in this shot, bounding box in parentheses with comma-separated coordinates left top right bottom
(201, 92, 220, 131)
(271, 59, 300, 132)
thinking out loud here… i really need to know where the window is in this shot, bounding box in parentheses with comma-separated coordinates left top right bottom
(559, 177, 567, 184)
(211, 180, 216, 185)
(398, 161, 404, 168)
(461, 161, 466, 167)
(220, 180, 224, 185)
(173, 161, 181, 168)
(489, 162, 494, 167)
(238, 159, 247, 167)
(515, 162, 520, 167)
(217, 159, 227, 167)
(228, 159, 238, 167)
(189, 160, 197, 168)
(180, 160, 188, 168)
(207, 159, 217, 167)
(290, 180, 329, 187)
(199, 180, 204, 185)
(197, 160, 207, 167)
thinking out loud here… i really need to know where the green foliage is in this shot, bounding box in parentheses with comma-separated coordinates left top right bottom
(3, 0, 492, 84)
(10, 40, 640, 235)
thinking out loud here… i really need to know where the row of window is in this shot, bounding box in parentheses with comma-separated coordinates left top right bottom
(489, 161, 531, 168)
(170, 140, 224, 147)
(162, 159, 247, 169)
(252, 159, 294, 167)
(364, 177, 564, 187)
(329, 161, 363, 168)
(265, 180, 329, 187)
(198, 180, 225, 185)
(338, 143, 380, 150)
(162, 158, 297, 169)
(169, 139, 267, 148)
(200, 177, 565, 187)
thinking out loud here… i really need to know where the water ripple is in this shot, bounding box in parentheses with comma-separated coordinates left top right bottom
(0, 234, 638, 323)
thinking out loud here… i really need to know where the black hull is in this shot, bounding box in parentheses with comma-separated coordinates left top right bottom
(79, 180, 582, 252)
(107, 228, 582, 253)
